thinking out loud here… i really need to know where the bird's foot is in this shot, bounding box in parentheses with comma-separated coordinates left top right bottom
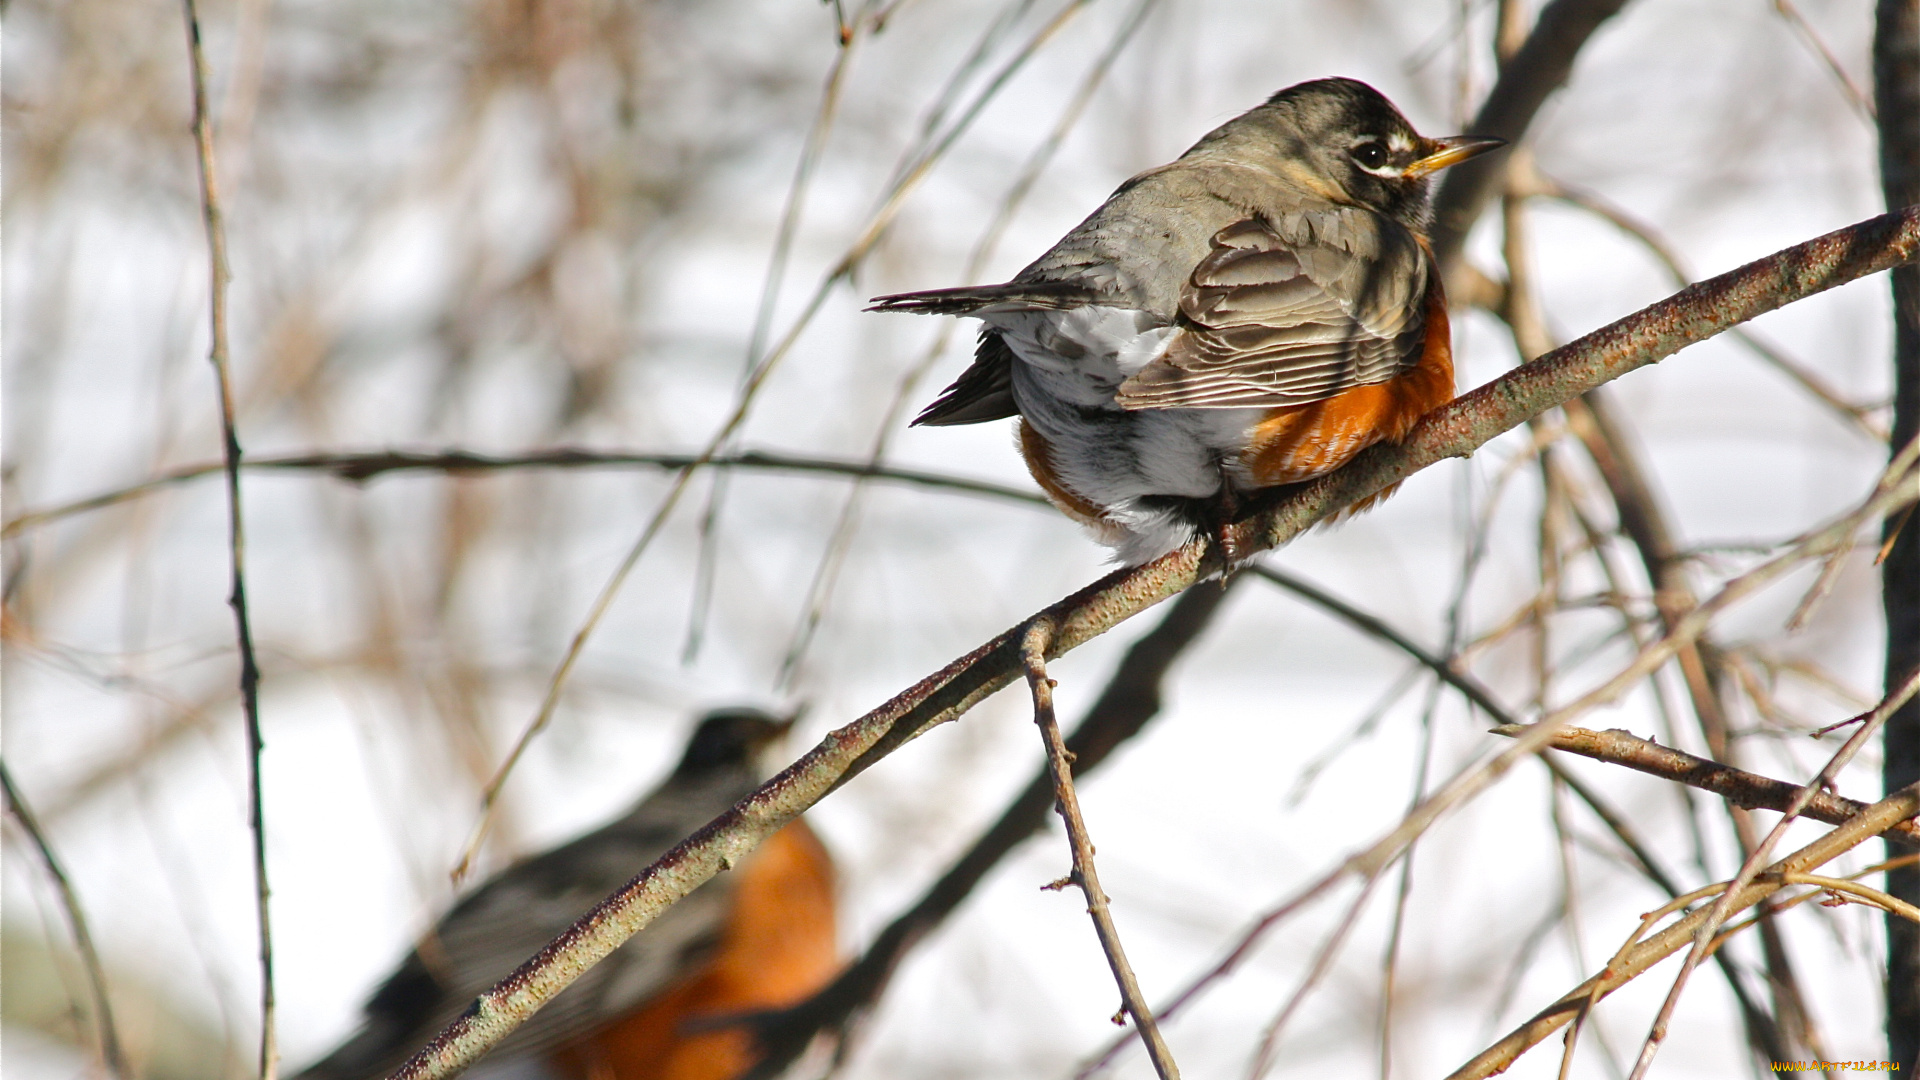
(1208, 482, 1242, 576)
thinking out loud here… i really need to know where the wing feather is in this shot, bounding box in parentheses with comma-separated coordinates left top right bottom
(1116, 211, 1430, 411)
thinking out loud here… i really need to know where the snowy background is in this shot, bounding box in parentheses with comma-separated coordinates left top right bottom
(3, 0, 1903, 1077)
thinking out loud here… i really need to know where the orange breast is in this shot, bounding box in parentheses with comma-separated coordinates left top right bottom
(549, 820, 838, 1080)
(1241, 280, 1454, 486)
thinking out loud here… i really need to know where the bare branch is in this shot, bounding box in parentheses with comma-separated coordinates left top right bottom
(1021, 622, 1181, 1080)
(1245, 874, 1385, 1080)
(180, 0, 276, 1074)
(740, 579, 1240, 1079)
(0, 448, 1051, 540)
(1428, 0, 1636, 270)
(1, 760, 129, 1079)
(1770, 0, 1877, 120)
(772, 0, 1163, 686)
(1448, 780, 1920, 1080)
(1876, 0, 1920, 1068)
(453, 0, 1108, 877)
(1624, 665, 1920, 1079)
(1141, 421, 1920, 1073)
(1501, 165, 1820, 1064)
(1522, 171, 1884, 437)
(1493, 723, 1920, 848)
(1257, 557, 1796, 1063)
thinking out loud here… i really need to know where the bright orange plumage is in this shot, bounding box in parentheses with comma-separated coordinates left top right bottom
(551, 821, 838, 1080)
(295, 711, 839, 1080)
(1240, 280, 1454, 486)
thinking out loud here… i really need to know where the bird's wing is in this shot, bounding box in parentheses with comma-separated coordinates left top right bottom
(295, 814, 739, 1080)
(432, 829, 737, 1053)
(911, 329, 1019, 426)
(1115, 210, 1431, 410)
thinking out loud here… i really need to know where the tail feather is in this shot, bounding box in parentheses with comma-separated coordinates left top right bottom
(912, 330, 1018, 426)
(868, 279, 1097, 316)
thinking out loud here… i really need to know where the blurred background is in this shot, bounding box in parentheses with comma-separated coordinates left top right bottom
(2, 0, 1904, 1077)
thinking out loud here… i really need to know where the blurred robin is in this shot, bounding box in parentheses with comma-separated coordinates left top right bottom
(871, 77, 1503, 565)
(296, 708, 836, 1080)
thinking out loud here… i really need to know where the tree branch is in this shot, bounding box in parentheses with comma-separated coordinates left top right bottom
(1876, 0, 1920, 1070)
(1449, 780, 1920, 1080)
(1, 760, 129, 1079)
(1623, 665, 1920, 1079)
(386, 208, 1920, 1080)
(0, 449, 1048, 540)
(1492, 723, 1920, 848)
(738, 579, 1240, 1079)
(1021, 623, 1180, 1080)
(180, 0, 276, 1074)
(1428, 0, 1636, 270)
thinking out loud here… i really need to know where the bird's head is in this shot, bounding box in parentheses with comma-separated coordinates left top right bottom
(1208, 77, 1505, 232)
(673, 706, 800, 777)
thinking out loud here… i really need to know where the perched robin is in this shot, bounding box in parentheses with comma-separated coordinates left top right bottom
(872, 77, 1503, 565)
(296, 709, 837, 1080)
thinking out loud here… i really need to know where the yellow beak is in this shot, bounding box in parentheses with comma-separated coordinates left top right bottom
(1404, 135, 1508, 179)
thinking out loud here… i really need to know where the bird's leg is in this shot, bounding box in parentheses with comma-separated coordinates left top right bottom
(1208, 472, 1241, 572)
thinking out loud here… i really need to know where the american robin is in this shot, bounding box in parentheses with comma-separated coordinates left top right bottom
(871, 77, 1503, 565)
(295, 709, 837, 1080)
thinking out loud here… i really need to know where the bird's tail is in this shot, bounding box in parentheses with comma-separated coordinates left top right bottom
(867, 279, 1095, 315)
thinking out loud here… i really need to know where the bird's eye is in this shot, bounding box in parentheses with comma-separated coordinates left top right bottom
(1350, 141, 1389, 170)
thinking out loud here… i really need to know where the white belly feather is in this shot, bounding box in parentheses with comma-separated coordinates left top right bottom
(986, 306, 1266, 563)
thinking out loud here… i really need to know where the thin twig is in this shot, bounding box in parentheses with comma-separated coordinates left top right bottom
(1, 760, 129, 1079)
(1490, 722, 1920, 848)
(1153, 424, 1920, 1072)
(1077, 560, 1771, 1077)
(773, 0, 1160, 687)
(739, 580, 1241, 1079)
(1770, 0, 1877, 121)
(0, 447, 1052, 539)
(1523, 172, 1883, 438)
(682, 67, 849, 659)
(180, 1, 276, 1075)
(692, 0, 946, 665)
(1427, 0, 1636, 271)
(1245, 871, 1386, 1080)
(1777, 872, 1920, 922)
(1375, 699, 1440, 1080)
(1448, 780, 1920, 1079)
(710, 0, 1091, 667)
(1623, 662, 1920, 1079)
(1501, 169, 1814, 1062)
(450, 0, 1102, 876)
(1021, 621, 1181, 1080)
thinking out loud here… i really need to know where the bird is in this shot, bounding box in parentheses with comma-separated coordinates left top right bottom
(295, 708, 837, 1080)
(871, 77, 1503, 565)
